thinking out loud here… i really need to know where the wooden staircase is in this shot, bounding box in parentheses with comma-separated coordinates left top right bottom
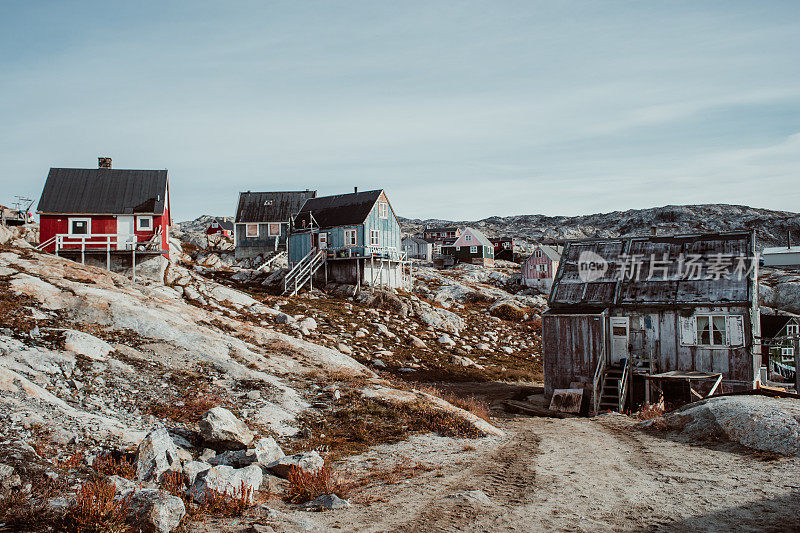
(599, 365, 625, 411)
(282, 248, 325, 297)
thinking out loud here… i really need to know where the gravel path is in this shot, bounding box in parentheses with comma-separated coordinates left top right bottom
(310, 414, 800, 533)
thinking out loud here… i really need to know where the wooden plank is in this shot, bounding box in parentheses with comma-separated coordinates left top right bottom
(549, 388, 584, 413)
(504, 400, 571, 419)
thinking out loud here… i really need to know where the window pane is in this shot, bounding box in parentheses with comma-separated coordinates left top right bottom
(697, 316, 710, 345)
(72, 221, 88, 234)
(712, 316, 726, 345)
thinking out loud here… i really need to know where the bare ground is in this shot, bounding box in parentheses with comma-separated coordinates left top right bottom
(287, 413, 800, 533)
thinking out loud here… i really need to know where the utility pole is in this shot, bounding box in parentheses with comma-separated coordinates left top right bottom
(794, 334, 799, 393)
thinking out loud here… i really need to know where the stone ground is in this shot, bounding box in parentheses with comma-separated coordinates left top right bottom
(183, 398, 800, 532)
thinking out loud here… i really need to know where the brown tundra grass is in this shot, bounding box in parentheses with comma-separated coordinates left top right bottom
(93, 453, 136, 479)
(636, 402, 666, 421)
(196, 482, 254, 517)
(418, 385, 492, 422)
(284, 464, 346, 504)
(62, 480, 129, 533)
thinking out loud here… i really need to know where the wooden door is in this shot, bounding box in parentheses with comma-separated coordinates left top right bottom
(609, 316, 630, 366)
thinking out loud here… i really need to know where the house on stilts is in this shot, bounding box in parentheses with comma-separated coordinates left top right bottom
(284, 188, 411, 296)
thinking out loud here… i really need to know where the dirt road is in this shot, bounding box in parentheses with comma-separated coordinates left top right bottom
(305, 414, 800, 533)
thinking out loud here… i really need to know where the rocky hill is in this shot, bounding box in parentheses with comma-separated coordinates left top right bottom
(400, 204, 800, 249)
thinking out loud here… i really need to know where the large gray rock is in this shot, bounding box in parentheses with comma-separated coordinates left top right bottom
(136, 428, 180, 482)
(191, 465, 263, 503)
(647, 396, 800, 456)
(254, 436, 285, 465)
(199, 407, 254, 450)
(263, 451, 323, 478)
(182, 460, 212, 485)
(63, 330, 113, 361)
(128, 488, 186, 533)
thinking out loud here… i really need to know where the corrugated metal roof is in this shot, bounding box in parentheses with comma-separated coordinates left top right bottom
(235, 191, 317, 223)
(762, 246, 799, 255)
(549, 232, 754, 308)
(294, 189, 384, 228)
(37, 168, 168, 214)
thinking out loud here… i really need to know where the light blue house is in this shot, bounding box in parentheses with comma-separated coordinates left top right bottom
(286, 189, 410, 291)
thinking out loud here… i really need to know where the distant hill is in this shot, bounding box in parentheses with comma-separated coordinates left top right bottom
(399, 204, 800, 250)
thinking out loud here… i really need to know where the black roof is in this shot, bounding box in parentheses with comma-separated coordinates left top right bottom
(549, 232, 755, 309)
(210, 218, 234, 231)
(294, 189, 384, 229)
(760, 314, 797, 339)
(38, 168, 168, 214)
(235, 191, 317, 223)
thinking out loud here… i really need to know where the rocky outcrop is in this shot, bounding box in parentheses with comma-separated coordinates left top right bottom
(136, 428, 180, 482)
(643, 396, 800, 456)
(199, 407, 255, 450)
(191, 465, 263, 503)
(263, 451, 324, 478)
(128, 488, 186, 533)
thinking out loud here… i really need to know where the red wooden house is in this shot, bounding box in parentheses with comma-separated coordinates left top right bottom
(522, 244, 562, 289)
(207, 218, 233, 237)
(37, 158, 171, 261)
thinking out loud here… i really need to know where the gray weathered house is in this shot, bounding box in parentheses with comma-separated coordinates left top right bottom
(234, 190, 316, 260)
(543, 231, 760, 413)
(402, 236, 433, 261)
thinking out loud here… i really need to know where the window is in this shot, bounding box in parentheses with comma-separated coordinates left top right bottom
(68, 218, 90, 235)
(268, 223, 281, 237)
(470, 246, 477, 253)
(503, 242, 511, 249)
(246, 224, 259, 238)
(696, 315, 727, 346)
(534, 249, 543, 258)
(465, 234, 472, 242)
(537, 264, 547, 272)
(136, 216, 153, 231)
(370, 229, 380, 246)
(781, 347, 794, 359)
(344, 229, 357, 246)
(787, 324, 799, 336)
(378, 202, 388, 219)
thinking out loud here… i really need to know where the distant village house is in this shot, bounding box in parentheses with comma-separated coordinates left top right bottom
(440, 227, 495, 267)
(234, 190, 317, 260)
(522, 244, 562, 290)
(402, 236, 433, 262)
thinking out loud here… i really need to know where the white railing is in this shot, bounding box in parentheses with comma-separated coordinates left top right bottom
(283, 248, 325, 296)
(325, 245, 407, 262)
(45, 233, 164, 253)
(618, 357, 632, 413)
(256, 251, 286, 272)
(592, 355, 606, 415)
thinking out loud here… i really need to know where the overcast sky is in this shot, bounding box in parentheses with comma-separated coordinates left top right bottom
(1, 1, 798, 222)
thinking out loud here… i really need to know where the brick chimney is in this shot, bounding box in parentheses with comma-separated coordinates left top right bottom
(354, 186, 358, 193)
(98, 157, 112, 169)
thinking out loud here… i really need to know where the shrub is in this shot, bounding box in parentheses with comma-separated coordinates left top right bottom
(418, 385, 492, 422)
(146, 393, 226, 424)
(284, 464, 345, 504)
(636, 402, 665, 421)
(93, 453, 136, 479)
(62, 480, 129, 533)
(196, 481, 253, 517)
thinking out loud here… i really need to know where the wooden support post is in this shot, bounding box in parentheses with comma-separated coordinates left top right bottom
(132, 249, 136, 283)
(794, 335, 800, 393)
(324, 257, 328, 286)
(106, 236, 111, 270)
(81, 238, 85, 265)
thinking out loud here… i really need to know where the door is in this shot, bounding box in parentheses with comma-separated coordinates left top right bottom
(317, 232, 327, 250)
(117, 216, 135, 250)
(609, 316, 630, 366)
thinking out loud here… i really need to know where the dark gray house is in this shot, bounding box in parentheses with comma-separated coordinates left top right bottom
(543, 231, 760, 413)
(234, 190, 316, 260)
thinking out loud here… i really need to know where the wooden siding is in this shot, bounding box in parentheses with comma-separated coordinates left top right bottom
(543, 313, 606, 397)
(235, 221, 290, 258)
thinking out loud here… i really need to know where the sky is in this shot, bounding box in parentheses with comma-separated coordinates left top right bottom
(1, 1, 799, 222)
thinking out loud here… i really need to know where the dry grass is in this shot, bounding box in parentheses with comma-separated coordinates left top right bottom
(418, 384, 492, 422)
(57, 450, 86, 471)
(292, 389, 485, 460)
(636, 402, 666, 421)
(195, 482, 253, 517)
(62, 480, 130, 533)
(284, 464, 345, 504)
(145, 393, 227, 424)
(93, 453, 136, 479)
